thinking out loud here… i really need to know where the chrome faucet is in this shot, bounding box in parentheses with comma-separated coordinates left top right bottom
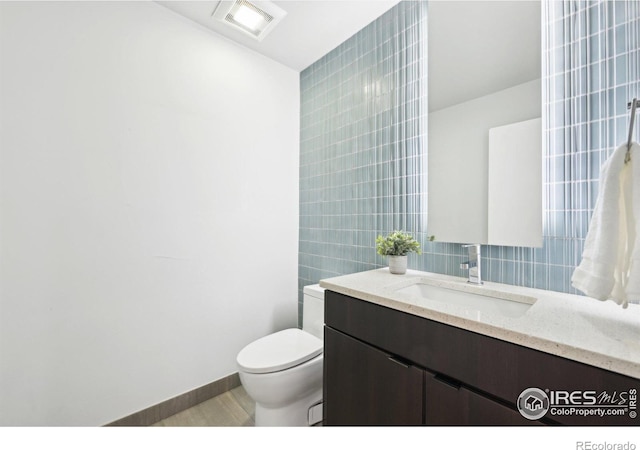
(460, 244, 483, 285)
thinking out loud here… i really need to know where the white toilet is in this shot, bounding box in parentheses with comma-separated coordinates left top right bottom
(236, 284, 325, 426)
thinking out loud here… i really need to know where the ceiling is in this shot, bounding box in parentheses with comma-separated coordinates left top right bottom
(157, 1, 541, 111)
(156, 0, 401, 72)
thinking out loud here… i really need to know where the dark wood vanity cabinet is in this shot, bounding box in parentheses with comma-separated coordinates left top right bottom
(323, 290, 640, 426)
(324, 327, 424, 425)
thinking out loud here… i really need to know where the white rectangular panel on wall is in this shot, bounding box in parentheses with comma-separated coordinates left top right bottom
(487, 117, 543, 247)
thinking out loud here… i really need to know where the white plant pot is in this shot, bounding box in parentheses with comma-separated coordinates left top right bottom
(388, 255, 408, 275)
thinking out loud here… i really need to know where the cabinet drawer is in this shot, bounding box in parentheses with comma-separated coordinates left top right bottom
(325, 290, 432, 365)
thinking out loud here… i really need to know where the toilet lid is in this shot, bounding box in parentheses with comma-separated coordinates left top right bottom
(237, 328, 323, 374)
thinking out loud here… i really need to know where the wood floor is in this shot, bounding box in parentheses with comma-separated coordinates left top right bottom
(152, 385, 255, 427)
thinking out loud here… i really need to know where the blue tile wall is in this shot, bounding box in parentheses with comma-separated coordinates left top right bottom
(299, 1, 428, 316)
(298, 0, 640, 321)
(541, 0, 640, 295)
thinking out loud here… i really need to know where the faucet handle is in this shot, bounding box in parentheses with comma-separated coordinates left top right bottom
(460, 261, 477, 270)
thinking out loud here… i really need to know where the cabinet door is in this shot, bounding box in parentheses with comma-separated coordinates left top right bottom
(425, 372, 541, 425)
(324, 327, 424, 425)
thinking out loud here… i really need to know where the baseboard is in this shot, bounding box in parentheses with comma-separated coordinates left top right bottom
(106, 372, 241, 426)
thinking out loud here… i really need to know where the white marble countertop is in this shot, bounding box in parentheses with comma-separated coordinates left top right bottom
(319, 268, 640, 379)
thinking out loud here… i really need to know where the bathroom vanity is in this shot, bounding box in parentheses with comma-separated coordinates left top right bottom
(320, 269, 640, 426)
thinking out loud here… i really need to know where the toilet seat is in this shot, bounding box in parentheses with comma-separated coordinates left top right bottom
(237, 328, 323, 374)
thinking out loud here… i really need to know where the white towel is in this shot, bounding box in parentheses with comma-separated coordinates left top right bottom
(571, 142, 640, 308)
(624, 142, 640, 303)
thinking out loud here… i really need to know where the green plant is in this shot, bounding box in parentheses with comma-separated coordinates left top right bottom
(375, 231, 422, 256)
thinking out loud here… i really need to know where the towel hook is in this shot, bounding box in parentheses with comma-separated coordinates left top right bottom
(625, 98, 640, 164)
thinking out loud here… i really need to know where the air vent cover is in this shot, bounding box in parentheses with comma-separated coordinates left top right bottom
(212, 0, 287, 42)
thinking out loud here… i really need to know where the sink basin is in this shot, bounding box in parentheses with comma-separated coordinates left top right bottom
(393, 280, 536, 318)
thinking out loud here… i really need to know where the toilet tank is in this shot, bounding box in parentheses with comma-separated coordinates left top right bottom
(302, 284, 325, 340)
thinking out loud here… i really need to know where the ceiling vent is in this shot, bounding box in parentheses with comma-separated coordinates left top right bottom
(212, 1, 287, 42)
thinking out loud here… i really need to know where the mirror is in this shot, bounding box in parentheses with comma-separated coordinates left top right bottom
(427, 1, 542, 246)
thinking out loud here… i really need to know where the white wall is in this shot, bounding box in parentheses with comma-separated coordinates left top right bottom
(0, 1, 299, 426)
(428, 79, 541, 244)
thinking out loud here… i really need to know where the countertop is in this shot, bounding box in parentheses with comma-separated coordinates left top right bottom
(319, 268, 640, 379)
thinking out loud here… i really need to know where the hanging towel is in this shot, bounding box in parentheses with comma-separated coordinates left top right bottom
(623, 142, 640, 304)
(571, 142, 640, 308)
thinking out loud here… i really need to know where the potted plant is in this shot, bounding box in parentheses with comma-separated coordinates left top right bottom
(375, 230, 422, 275)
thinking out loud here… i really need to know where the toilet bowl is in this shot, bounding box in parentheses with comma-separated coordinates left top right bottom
(236, 284, 325, 426)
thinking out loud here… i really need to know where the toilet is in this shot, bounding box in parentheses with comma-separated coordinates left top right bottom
(236, 284, 325, 426)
